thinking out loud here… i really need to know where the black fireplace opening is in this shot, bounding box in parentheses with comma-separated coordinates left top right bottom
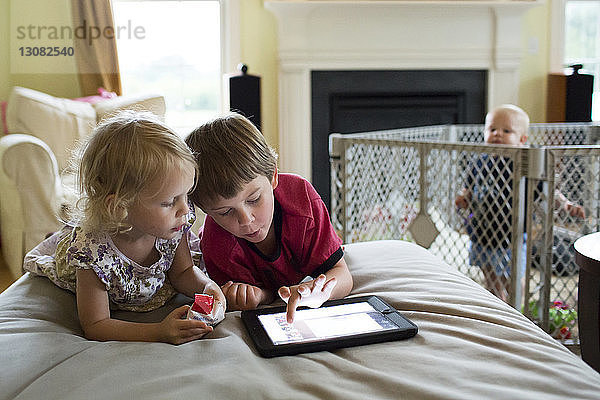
(311, 69, 488, 209)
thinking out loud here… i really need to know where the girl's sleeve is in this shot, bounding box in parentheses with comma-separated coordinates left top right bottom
(23, 225, 82, 292)
(23, 229, 63, 276)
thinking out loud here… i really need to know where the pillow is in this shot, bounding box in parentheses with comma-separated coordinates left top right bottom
(73, 87, 118, 104)
(93, 92, 166, 122)
(1, 101, 8, 134)
(6, 86, 96, 171)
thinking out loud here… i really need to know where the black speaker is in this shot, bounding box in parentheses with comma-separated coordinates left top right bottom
(227, 63, 261, 130)
(566, 65, 594, 122)
(547, 64, 594, 122)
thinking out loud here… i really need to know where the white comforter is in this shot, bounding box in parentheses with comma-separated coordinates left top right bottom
(1, 240, 599, 399)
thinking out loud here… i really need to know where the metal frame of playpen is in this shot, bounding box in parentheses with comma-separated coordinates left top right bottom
(330, 123, 600, 347)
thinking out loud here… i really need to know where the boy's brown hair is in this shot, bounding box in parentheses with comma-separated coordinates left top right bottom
(185, 112, 278, 209)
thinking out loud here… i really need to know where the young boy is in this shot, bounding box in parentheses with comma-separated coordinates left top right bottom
(455, 104, 585, 301)
(186, 113, 353, 323)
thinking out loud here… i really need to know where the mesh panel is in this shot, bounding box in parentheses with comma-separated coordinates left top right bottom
(526, 148, 600, 342)
(343, 141, 419, 242)
(528, 124, 594, 145)
(330, 123, 600, 348)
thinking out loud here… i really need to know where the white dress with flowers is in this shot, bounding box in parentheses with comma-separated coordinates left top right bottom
(23, 206, 201, 312)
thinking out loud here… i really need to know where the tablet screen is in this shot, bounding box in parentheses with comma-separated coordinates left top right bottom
(257, 301, 397, 345)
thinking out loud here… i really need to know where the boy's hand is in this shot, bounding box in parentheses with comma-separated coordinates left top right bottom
(278, 274, 337, 324)
(159, 305, 213, 345)
(221, 281, 271, 311)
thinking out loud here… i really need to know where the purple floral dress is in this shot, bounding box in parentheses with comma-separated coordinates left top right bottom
(23, 206, 201, 312)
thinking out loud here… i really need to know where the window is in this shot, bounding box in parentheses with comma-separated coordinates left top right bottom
(563, 1, 600, 121)
(112, 0, 222, 135)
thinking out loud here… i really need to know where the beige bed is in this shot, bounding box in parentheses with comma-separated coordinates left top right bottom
(2, 240, 599, 399)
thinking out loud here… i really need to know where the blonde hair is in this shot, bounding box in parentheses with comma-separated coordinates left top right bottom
(71, 110, 197, 234)
(185, 112, 278, 209)
(486, 104, 530, 137)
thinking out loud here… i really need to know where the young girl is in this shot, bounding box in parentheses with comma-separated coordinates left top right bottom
(23, 111, 225, 344)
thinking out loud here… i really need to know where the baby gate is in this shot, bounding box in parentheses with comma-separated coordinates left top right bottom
(330, 123, 600, 348)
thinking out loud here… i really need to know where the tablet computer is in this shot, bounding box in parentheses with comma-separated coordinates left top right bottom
(241, 295, 418, 358)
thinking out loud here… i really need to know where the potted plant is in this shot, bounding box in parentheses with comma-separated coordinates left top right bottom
(527, 300, 578, 341)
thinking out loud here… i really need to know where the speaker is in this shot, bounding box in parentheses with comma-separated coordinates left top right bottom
(227, 63, 261, 130)
(547, 64, 594, 122)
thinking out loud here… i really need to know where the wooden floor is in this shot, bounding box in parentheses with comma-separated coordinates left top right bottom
(0, 251, 18, 293)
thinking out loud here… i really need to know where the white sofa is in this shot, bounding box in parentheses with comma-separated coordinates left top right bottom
(0, 86, 166, 278)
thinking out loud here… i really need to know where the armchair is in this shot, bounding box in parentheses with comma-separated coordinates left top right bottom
(0, 86, 166, 278)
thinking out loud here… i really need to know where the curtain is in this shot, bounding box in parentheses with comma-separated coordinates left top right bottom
(71, 0, 122, 96)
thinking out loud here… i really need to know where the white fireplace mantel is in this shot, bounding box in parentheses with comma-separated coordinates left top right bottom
(265, 0, 542, 179)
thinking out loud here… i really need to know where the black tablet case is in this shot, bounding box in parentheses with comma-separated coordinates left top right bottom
(241, 295, 418, 358)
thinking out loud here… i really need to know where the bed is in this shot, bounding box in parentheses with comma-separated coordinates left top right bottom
(2, 240, 599, 399)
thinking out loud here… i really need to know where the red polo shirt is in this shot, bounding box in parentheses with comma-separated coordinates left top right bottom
(200, 173, 343, 290)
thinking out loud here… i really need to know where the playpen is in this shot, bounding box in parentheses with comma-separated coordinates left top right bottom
(330, 123, 600, 348)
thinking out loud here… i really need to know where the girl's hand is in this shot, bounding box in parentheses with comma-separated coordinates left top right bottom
(221, 281, 272, 311)
(159, 305, 213, 345)
(278, 274, 337, 324)
(202, 281, 227, 313)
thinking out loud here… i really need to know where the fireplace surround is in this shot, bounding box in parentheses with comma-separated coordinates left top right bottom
(265, 0, 540, 188)
(311, 69, 487, 204)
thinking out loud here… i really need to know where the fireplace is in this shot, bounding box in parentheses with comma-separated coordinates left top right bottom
(311, 69, 487, 205)
(265, 0, 537, 203)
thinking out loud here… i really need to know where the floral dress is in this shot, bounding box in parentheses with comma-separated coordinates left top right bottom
(23, 206, 201, 312)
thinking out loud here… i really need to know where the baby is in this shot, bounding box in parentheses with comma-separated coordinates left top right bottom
(456, 104, 584, 301)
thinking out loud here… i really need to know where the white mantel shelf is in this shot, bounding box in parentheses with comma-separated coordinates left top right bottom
(265, 0, 544, 179)
(265, 0, 543, 9)
(265, 1, 540, 3)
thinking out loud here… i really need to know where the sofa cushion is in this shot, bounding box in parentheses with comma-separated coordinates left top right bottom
(6, 86, 96, 171)
(93, 92, 166, 122)
(1, 101, 8, 134)
(73, 87, 118, 104)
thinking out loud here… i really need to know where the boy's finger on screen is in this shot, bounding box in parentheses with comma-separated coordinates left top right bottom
(286, 307, 297, 324)
(286, 294, 301, 323)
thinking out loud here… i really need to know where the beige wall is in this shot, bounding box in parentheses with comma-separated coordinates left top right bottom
(0, 0, 10, 101)
(1, 0, 550, 135)
(1, 0, 81, 100)
(240, 0, 279, 150)
(251, 1, 552, 138)
(519, 3, 551, 123)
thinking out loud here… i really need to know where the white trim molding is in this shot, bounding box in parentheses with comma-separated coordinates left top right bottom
(221, 0, 241, 74)
(266, 0, 540, 179)
(549, 0, 566, 73)
(220, 0, 241, 112)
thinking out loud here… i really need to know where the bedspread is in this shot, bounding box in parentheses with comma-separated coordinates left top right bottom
(1, 240, 599, 399)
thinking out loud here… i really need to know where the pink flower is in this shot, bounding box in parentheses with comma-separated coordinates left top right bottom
(552, 300, 569, 310)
